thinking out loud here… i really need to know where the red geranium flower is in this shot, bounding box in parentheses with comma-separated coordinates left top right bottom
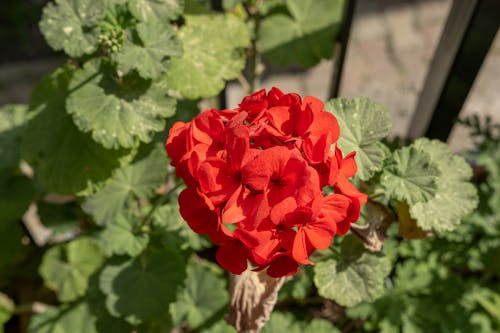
(166, 87, 366, 277)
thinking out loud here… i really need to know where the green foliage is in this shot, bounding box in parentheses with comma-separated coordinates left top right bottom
(170, 259, 228, 328)
(82, 144, 168, 226)
(164, 14, 250, 99)
(325, 97, 392, 180)
(99, 248, 186, 323)
(1, 1, 491, 332)
(260, 0, 344, 67)
(67, 61, 176, 149)
(314, 235, 391, 307)
(39, 237, 104, 302)
(22, 67, 126, 194)
(39, 0, 105, 57)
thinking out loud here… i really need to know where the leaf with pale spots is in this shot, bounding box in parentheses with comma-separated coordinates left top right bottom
(67, 61, 176, 149)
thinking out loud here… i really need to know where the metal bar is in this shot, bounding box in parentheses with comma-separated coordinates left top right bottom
(409, 0, 499, 140)
(329, 0, 357, 99)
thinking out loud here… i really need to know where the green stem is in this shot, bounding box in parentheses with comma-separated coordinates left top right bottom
(247, 1, 262, 93)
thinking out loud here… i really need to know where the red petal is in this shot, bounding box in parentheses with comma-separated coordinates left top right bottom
(292, 229, 315, 264)
(267, 255, 299, 278)
(216, 240, 248, 274)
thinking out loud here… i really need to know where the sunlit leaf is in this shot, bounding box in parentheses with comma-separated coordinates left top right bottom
(114, 21, 181, 79)
(22, 66, 126, 194)
(164, 14, 250, 99)
(39, 237, 104, 302)
(67, 61, 176, 149)
(314, 235, 391, 307)
(129, 0, 184, 22)
(260, 0, 344, 67)
(325, 97, 392, 180)
(39, 0, 104, 57)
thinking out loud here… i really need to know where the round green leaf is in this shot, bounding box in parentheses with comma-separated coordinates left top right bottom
(82, 145, 168, 226)
(380, 146, 439, 206)
(114, 21, 181, 79)
(129, 0, 184, 22)
(95, 214, 149, 256)
(28, 301, 98, 333)
(325, 97, 392, 180)
(260, 0, 344, 67)
(314, 235, 391, 307)
(67, 61, 176, 149)
(410, 138, 478, 232)
(39, 0, 104, 57)
(164, 14, 250, 99)
(99, 248, 186, 323)
(22, 66, 126, 194)
(170, 260, 228, 328)
(39, 237, 104, 302)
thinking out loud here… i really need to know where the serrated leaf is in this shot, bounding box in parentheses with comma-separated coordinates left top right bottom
(381, 146, 439, 206)
(0, 175, 34, 222)
(409, 138, 478, 232)
(67, 61, 176, 149)
(22, 66, 126, 194)
(39, 0, 104, 57)
(129, 0, 184, 22)
(164, 14, 250, 99)
(0, 293, 14, 332)
(170, 260, 228, 328)
(99, 248, 186, 323)
(83, 145, 167, 226)
(259, 0, 344, 67)
(114, 21, 181, 79)
(314, 234, 391, 307)
(0, 104, 27, 171)
(28, 301, 98, 333)
(95, 214, 149, 256)
(325, 97, 392, 180)
(39, 237, 104, 302)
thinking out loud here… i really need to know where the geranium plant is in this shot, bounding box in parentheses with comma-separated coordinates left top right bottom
(0, 0, 481, 333)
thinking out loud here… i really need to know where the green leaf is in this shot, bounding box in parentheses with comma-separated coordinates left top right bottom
(22, 66, 126, 194)
(325, 97, 392, 180)
(154, 202, 210, 251)
(99, 247, 186, 323)
(380, 146, 440, 206)
(259, 0, 344, 67)
(67, 61, 176, 149)
(306, 319, 341, 333)
(314, 234, 391, 307)
(0, 175, 34, 222)
(409, 139, 478, 232)
(114, 21, 181, 79)
(129, 0, 184, 22)
(0, 104, 28, 171)
(201, 320, 237, 333)
(28, 301, 98, 333)
(261, 312, 302, 333)
(83, 145, 167, 226)
(39, 0, 104, 57)
(39, 237, 104, 302)
(0, 219, 29, 271)
(164, 14, 250, 99)
(0, 293, 14, 333)
(95, 214, 149, 256)
(170, 259, 228, 328)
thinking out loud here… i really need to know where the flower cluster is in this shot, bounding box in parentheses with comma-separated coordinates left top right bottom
(166, 88, 367, 277)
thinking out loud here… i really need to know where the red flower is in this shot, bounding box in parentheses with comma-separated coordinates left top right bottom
(166, 87, 366, 277)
